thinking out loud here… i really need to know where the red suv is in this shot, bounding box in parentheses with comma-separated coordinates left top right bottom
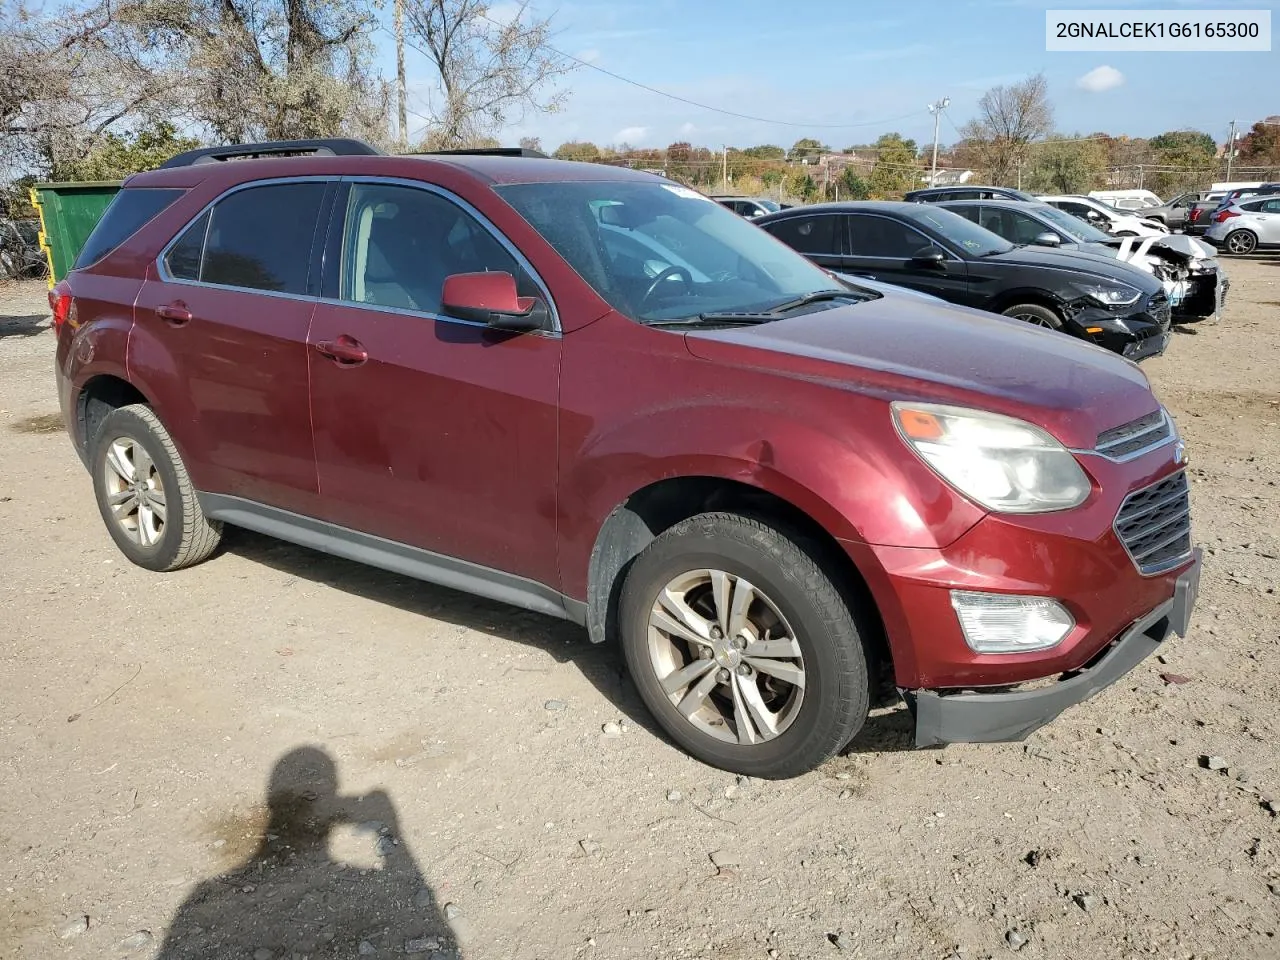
(53, 139, 1201, 778)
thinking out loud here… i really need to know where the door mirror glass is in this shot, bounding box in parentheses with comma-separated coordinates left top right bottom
(909, 246, 946, 266)
(441, 272, 546, 331)
(1032, 231, 1062, 247)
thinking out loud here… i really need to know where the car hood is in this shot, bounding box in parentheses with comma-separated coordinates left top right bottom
(682, 292, 1158, 449)
(982, 246, 1164, 292)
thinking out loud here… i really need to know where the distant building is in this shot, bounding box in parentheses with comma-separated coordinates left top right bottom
(921, 169, 974, 186)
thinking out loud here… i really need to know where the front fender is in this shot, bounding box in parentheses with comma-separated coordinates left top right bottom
(558, 395, 985, 600)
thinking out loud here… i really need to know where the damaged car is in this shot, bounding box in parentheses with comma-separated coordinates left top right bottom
(940, 199, 1228, 320)
(755, 201, 1173, 362)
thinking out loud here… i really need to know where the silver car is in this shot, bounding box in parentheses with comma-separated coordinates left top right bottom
(1205, 195, 1280, 254)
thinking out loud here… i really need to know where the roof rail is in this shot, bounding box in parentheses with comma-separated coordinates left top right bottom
(411, 147, 550, 159)
(159, 138, 385, 169)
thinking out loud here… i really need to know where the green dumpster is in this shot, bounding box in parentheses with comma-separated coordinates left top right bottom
(29, 181, 122, 287)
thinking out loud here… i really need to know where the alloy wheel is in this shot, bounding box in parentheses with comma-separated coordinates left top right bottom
(101, 437, 167, 546)
(1013, 312, 1055, 327)
(647, 569, 805, 745)
(1226, 231, 1256, 255)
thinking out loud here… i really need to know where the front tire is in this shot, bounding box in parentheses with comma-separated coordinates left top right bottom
(1002, 303, 1063, 330)
(1224, 229, 1258, 255)
(90, 404, 223, 572)
(618, 513, 871, 778)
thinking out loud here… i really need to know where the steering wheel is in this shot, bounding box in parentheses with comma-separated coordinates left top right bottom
(641, 265, 693, 306)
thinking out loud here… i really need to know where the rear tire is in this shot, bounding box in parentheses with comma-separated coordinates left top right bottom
(618, 512, 871, 778)
(1002, 303, 1063, 330)
(90, 404, 222, 572)
(1224, 230, 1258, 255)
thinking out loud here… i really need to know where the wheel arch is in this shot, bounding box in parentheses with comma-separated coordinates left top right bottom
(584, 475, 889, 673)
(76, 374, 151, 457)
(987, 288, 1064, 316)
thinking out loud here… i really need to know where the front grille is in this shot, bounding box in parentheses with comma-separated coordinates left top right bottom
(1114, 471, 1192, 575)
(1095, 409, 1173, 460)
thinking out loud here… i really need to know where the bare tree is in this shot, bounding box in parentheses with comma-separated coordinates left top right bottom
(404, 0, 571, 149)
(961, 73, 1052, 186)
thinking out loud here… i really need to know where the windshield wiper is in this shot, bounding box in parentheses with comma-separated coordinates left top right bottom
(762, 288, 852, 313)
(644, 314, 776, 327)
(646, 289, 857, 327)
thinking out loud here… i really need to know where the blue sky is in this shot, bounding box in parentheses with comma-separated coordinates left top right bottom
(385, 0, 1277, 152)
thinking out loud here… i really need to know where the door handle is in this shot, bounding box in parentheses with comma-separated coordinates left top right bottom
(155, 303, 192, 325)
(315, 335, 368, 365)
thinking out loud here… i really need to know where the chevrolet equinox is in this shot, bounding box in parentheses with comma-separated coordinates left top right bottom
(52, 139, 1201, 778)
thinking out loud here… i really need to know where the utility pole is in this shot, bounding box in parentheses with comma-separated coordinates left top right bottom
(927, 96, 950, 187)
(1226, 119, 1238, 181)
(395, 0, 408, 151)
(722, 146, 728, 192)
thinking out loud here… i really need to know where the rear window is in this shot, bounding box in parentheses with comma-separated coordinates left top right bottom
(74, 188, 184, 269)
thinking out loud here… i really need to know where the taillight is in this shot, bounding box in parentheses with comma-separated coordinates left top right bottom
(49, 282, 72, 333)
(1213, 209, 1240, 224)
(1188, 208, 1201, 222)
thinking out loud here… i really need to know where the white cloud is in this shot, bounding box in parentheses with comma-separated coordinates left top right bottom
(485, 2, 522, 25)
(614, 126, 649, 145)
(679, 122, 697, 135)
(1076, 65, 1125, 93)
(575, 48, 601, 64)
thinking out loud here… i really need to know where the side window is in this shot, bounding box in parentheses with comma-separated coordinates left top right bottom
(75, 188, 185, 269)
(1261, 199, 1280, 213)
(763, 215, 836, 254)
(1006, 210, 1051, 244)
(340, 182, 532, 315)
(200, 182, 327, 294)
(1238, 199, 1265, 212)
(950, 190, 980, 201)
(950, 205, 982, 224)
(846, 215, 931, 258)
(164, 211, 209, 281)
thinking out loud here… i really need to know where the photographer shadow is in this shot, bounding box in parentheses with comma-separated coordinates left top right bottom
(157, 746, 457, 959)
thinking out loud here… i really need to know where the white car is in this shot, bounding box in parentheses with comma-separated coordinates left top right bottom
(1205, 195, 1280, 255)
(1038, 195, 1169, 239)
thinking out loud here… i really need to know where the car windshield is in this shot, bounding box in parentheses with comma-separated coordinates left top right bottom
(756, 199, 782, 213)
(907, 206, 1013, 257)
(496, 180, 843, 322)
(1033, 204, 1113, 243)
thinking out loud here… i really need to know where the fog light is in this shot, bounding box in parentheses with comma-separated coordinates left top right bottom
(950, 591, 1075, 653)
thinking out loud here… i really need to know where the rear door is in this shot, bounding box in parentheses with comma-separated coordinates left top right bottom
(840, 212, 971, 302)
(305, 179, 561, 586)
(1253, 198, 1280, 243)
(133, 179, 332, 515)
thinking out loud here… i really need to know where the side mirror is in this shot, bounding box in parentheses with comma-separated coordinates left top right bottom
(441, 271, 546, 332)
(909, 246, 946, 267)
(1032, 231, 1062, 247)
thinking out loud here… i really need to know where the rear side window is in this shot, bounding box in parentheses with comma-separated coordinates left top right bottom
(847, 214, 930, 258)
(165, 182, 327, 294)
(1262, 199, 1280, 213)
(764, 215, 836, 254)
(74, 188, 184, 269)
(949, 205, 982, 224)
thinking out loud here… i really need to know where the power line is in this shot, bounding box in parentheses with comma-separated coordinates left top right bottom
(473, 12, 927, 131)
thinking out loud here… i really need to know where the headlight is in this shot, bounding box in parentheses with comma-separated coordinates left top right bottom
(1077, 281, 1141, 307)
(891, 403, 1091, 513)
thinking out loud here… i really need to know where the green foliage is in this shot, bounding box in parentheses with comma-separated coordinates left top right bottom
(868, 133, 918, 196)
(553, 141, 600, 161)
(55, 123, 201, 182)
(837, 167, 869, 200)
(742, 144, 785, 160)
(788, 138, 827, 161)
(786, 172, 818, 201)
(1027, 135, 1105, 194)
(1147, 129, 1217, 196)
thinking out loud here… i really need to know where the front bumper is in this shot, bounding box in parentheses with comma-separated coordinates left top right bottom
(1072, 298, 1171, 362)
(904, 548, 1201, 746)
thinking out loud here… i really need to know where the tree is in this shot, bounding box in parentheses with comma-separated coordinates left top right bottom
(553, 140, 599, 161)
(59, 121, 201, 181)
(1027, 135, 1105, 194)
(1238, 117, 1280, 172)
(1147, 130, 1216, 195)
(837, 167, 869, 200)
(960, 73, 1053, 185)
(741, 144, 785, 160)
(788, 137, 826, 162)
(868, 132, 918, 196)
(404, 0, 572, 149)
(518, 135, 542, 153)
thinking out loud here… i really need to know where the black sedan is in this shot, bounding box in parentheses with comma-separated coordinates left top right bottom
(936, 199, 1228, 319)
(754, 201, 1172, 361)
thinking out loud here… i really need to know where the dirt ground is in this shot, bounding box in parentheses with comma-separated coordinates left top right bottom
(1, 259, 1277, 960)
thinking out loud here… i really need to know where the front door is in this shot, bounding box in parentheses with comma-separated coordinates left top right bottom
(133, 179, 332, 515)
(306, 180, 561, 587)
(840, 213, 971, 303)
